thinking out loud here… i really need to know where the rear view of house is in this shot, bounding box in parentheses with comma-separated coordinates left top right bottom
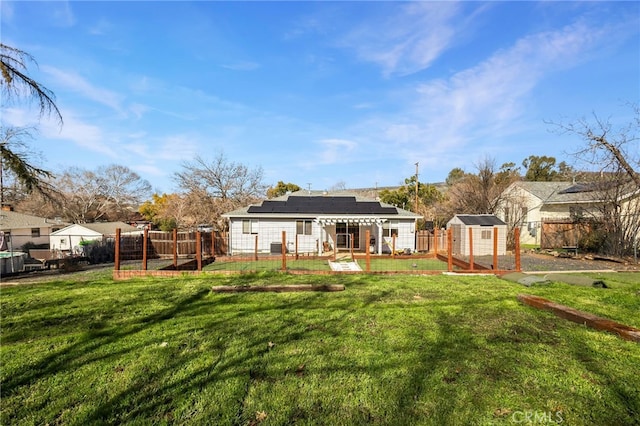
(222, 191, 421, 256)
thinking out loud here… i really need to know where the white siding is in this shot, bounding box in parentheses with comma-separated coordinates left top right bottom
(50, 225, 102, 252)
(4, 227, 51, 250)
(229, 219, 322, 254)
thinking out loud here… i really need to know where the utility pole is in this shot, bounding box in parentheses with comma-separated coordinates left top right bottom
(414, 162, 419, 213)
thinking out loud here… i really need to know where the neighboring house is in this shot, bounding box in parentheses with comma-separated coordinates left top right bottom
(0, 208, 68, 250)
(222, 191, 422, 255)
(50, 222, 140, 254)
(498, 181, 640, 248)
(447, 214, 507, 256)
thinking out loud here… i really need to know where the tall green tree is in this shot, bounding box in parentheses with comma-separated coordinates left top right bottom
(379, 176, 443, 217)
(266, 181, 301, 198)
(0, 126, 54, 204)
(1, 44, 62, 204)
(1, 43, 62, 123)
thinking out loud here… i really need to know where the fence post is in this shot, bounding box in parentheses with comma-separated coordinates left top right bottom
(365, 230, 371, 272)
(392, 235, 396, 258)
(114, 228, 121, 271)
(295, 234, 299, 260)
(493, 227, 499, 270)
(434, 229, 438, 254)
(281, 231, 287, 271)
(196, 231, 202, 271)
(333, 232, 337, 261)
(142, 228, 148, 271)
(515, 227, 521, 272)
(254, 235, 259, 261)
(172, 229, 178, 269)
(350, 233, 354, 261)
(447, 228, 453, 272)
(468, 227, 474, 271)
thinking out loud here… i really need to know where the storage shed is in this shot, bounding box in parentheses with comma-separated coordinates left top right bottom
(447, 214, 507, 256)
(50, 222, 140, 254)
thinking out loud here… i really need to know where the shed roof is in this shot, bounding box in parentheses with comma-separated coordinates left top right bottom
(454, 215, 506, 226)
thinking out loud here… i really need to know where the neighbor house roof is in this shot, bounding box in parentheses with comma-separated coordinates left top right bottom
(224, 191, 421, 219)
(453, 215, 506, 226)
(0, 210, 68, 230)
(510, 180, 640, 205)
(51, 221, 138, 236)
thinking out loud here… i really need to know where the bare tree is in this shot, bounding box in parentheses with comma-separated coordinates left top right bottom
(549, 104, 640, 256)
(173, 152, 267, 229)
(552, 105, 639, 187)
(40, 165, 152, 223)
(443, 158, 520, 218)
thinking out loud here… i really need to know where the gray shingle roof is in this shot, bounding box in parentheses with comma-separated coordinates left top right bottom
(0, 210, 68, 230)
(455, 215, 506, 226)
(224, 192, 421, 218)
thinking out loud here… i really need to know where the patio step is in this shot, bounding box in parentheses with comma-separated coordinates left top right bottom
(328, 261, 362, 272)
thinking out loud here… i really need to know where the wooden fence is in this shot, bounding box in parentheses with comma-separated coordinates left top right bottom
(416, 229, 448, 252)
(119, 230, 228, 260)
(541, 220, 591, 249)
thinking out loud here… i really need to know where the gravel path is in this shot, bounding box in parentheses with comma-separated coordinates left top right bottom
(470, 252, 639, 273)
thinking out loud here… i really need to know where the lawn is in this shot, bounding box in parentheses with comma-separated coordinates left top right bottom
(202, 256, 450, 273)
(1, 270, 639, 425)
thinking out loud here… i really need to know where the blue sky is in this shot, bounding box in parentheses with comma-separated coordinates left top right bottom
(2, 1, 638, 194)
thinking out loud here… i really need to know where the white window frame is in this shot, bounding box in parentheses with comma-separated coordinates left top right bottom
(242, 219, 258, 234)
(296, 220, 312, 235)
(382, 220, 399, 237)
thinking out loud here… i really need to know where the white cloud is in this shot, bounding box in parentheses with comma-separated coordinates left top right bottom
(52, 1, 75, 27)
(41, 113, 117, 158)
(366, 18, 622, 171)
(122, 134, 199, 163)
(42, 66, 125, 113)
(315, 138, 358, 165)
(340, 2, 463, 77)
(220, 61, 261, 71)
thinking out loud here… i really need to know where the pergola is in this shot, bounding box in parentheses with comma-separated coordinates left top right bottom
(314, 216, 388, 253)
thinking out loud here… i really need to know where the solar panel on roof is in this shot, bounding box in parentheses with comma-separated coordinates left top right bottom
(247, 196, 398, 214)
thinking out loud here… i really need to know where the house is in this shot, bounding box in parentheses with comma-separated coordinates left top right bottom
(0, 208, 68, 250)
(50, 222, 141, 254)
(447, 214, 507, 256)
(497, 180, 640, 248)
(222, 191, 422, 255)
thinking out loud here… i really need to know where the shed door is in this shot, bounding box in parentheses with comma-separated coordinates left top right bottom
(451, 224, 462, 255)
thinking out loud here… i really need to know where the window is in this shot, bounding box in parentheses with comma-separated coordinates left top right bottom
(481, 229, 492, 240)
(296, 220, 312, 235)
(382, 221, 399, 237)
(242, 219, 258, 234)
(31, 228, 41, 238)
(570, 206, 583, 219)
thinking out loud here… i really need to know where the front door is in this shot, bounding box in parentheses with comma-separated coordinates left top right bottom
(336, 222, 360, 249)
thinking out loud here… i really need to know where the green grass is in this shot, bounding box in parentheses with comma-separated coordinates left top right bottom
(367, 257, 450, 271)
(202, 257, 450, 273)
(204, 259, 332, 272)
(1, 270, 639, 425)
